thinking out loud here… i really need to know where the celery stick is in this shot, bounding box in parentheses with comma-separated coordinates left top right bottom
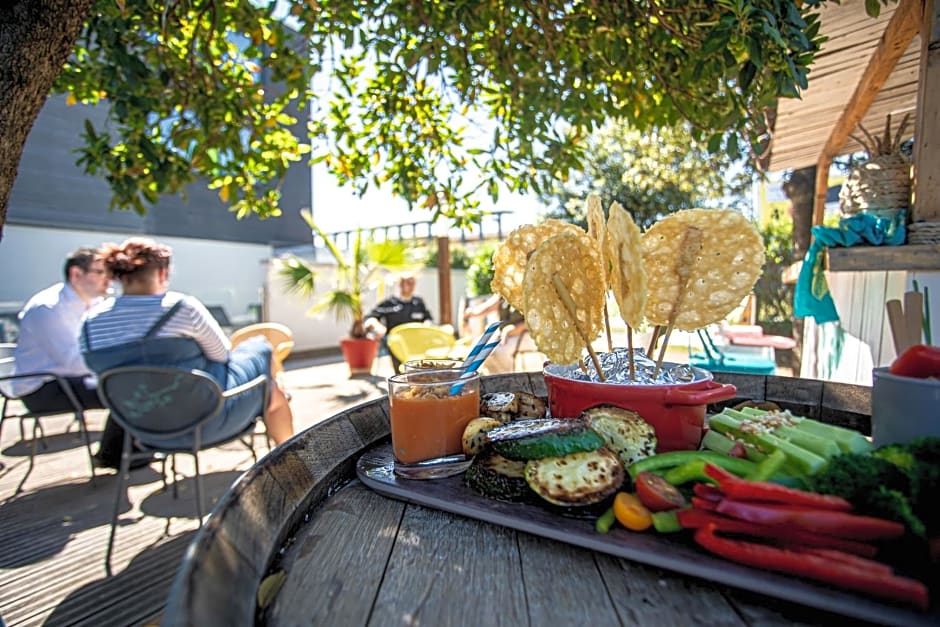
(732, 406, 872, 454)
(701, 428, 766, 462)
(700, 429, 737, 455)
(774, 425, 841, 460)
(791, 419, 873, 454)
(708, 412, 826, 476)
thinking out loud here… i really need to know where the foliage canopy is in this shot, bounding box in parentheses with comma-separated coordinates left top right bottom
(539, 119, 754, 230)
(49, 0, 888, 227)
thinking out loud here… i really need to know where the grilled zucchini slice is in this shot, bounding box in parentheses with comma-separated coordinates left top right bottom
(581, 406, 657, 467)
(488, 418, 605, 461)
(525, 448, 624, 506)
(465, 452, 531, 502)
(461, 417, 503, 456)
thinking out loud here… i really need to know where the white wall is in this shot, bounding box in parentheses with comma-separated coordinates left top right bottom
(800, 269, 940, 385)
(0, 225, 270, 324)
(265, 263, 468, 352)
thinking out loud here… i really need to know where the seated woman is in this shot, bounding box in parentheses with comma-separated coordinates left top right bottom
(80, 237, 294, 447)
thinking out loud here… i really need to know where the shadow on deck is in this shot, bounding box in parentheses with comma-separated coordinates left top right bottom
(0, 355, 392, 626)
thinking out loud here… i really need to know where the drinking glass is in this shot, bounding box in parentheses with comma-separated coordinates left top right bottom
(387, 369, 480, 478)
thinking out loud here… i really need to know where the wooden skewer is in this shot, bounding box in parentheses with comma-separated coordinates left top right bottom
(652, 323, 675, 379)
(627, 325, 636, 380)
(646, 325, 662, 357)
(904, 290, 924, 348)
(886, 299, 907, 354)
(603, 302, 613, 353)
(552, 275, 606, 381)
(652, 226, 703, 379)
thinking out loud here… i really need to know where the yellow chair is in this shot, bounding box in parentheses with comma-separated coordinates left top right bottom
(386, 323, 456, 371)
(230, 322, 295, 383)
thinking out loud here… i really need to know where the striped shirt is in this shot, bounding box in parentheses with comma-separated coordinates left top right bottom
(80, 292, 230, 363)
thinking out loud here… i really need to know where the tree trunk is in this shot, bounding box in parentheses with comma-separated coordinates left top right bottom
(0, 0, 92, 242)
(781, 165, 817, 374)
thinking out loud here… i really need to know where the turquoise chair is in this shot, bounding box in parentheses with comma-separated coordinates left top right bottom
(689, 328, 777, 376)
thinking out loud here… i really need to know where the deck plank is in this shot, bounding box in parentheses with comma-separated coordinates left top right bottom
(0, 356, 390, 626)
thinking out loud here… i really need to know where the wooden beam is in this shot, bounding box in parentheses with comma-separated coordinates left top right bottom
(813, 0, 923, 225)
(912, 0, 940, 222)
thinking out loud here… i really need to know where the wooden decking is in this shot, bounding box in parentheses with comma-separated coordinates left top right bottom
(0, 355, 393, 626)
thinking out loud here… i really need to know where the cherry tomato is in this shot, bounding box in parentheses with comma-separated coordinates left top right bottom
(889, 344, 940, 379)
(634, 472, 689, 512)
(613, 492, 653, 531)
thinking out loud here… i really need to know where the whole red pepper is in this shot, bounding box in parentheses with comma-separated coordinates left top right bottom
(694, 524, 929, 610)
(889, 344, 940, 378)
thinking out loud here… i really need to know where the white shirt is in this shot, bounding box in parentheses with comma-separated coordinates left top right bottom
(11, 283, 96, 395)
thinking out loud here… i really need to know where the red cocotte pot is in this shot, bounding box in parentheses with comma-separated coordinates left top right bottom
(543, 363, 737, 452)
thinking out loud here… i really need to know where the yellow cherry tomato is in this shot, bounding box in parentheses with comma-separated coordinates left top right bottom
(613, 492, 653, 531)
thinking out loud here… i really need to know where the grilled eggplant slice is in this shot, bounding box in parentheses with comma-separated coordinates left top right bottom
(479, 392, 519, 423)
(581, 406, 657, 467)
(488, 418, 605, 461)
(480, 391, 548, 422)
(461, 417, 503, 456)
(515, 392, 548, 419)
(465, 452, 531, 502)
(525, 448, 624, 506)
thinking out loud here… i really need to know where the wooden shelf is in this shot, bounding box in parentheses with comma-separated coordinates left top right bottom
(826, 244, 940, 272)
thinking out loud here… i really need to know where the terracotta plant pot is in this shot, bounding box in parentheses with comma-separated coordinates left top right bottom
(340, 337, 380, 375)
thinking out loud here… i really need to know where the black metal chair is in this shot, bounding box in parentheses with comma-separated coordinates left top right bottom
(96, 365, 269, 575)
(0, 345, 97, 493)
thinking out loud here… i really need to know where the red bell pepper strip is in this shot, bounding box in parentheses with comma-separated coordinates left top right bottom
(691, 496, 719, 511)
(693, 482, 724, 502)
(703, 463, 853, 511)
(786, 546, 892, 575)
(715, 499, 905, 541)
(889, 344, 940, 378)
(694, 524, 929, 610)
(676, 508, 879, 557)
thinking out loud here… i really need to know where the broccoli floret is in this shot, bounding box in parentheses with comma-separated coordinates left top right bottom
(866, 487, 926, 539)
(875, 437, 940, 534)
(810, 453, 910, 501)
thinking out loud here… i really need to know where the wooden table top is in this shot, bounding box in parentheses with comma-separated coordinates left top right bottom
(162, 372, 933, 626)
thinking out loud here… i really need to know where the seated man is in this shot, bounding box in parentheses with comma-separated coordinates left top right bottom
(364, 273, 433, 372)
(12, 246, 137, 468)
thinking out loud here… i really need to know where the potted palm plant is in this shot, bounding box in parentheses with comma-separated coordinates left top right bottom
(278, 209, 414, 374)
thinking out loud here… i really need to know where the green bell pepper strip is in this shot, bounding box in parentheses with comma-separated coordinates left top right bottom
(628, 450, 756, 481)
(595, 507, 616, 534)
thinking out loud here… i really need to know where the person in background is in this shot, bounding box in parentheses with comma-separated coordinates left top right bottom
(81, 238, 295, 447)
(12, 246, 134, 468)
(461, 293, 535, 374)
(363, 273, 433, 372)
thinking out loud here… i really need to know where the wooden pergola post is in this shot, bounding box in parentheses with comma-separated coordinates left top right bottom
(812, 0, 923, 225)
(912, 0, 940, 222)
(436, 236, 452, 326)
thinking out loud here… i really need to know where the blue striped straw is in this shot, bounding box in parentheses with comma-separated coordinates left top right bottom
(450, 320, 503, 395)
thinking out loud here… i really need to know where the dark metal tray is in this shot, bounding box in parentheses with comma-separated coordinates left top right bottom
(358, 442, 935, 627)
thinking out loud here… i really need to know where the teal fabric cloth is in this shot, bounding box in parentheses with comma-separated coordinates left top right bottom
(794, 211, 906, 323)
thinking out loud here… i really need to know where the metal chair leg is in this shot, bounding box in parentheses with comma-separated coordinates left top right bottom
(76, 412, 97, 487)
(193, 452, 204, 522)
(105, 432, 133, 576)
(14, 423, 40, 494)
(171, 454, 179, 499)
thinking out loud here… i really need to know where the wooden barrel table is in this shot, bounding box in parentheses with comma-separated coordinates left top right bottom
(161, 373, 932, 626)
